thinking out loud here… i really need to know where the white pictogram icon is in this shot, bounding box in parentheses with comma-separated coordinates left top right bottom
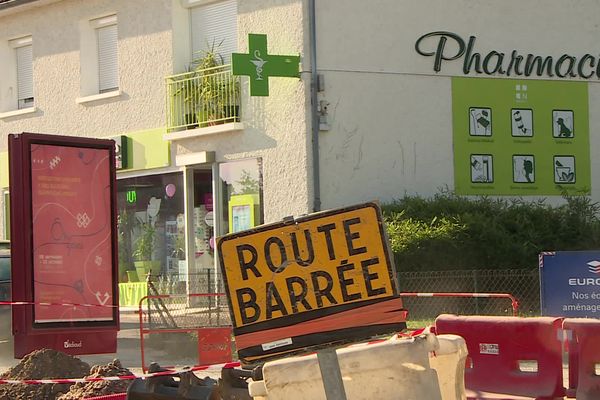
(49, 156, 62, 170)
(587, 261, 600, 274)
(76, 212, 91, 228)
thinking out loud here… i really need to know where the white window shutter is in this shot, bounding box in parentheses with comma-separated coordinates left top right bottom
(97, 24, 118, 92)
(16, 44, 33, 107)
(191, 0, 237, 64)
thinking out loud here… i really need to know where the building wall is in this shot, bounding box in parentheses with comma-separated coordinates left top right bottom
(0, 0, 313, 238)
(315, 0, 600, 209)
(0, 0, 176, 239)
(173, 0, 313, 222)
(0, 0, 173, 144)
(7, 0, 594, 238)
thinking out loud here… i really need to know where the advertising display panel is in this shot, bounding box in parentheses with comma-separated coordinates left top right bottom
(9, 133, 119, 358)
(218, 202, 406, 365)
(31, 144, 113, 323)
(540, 251, 600, 318)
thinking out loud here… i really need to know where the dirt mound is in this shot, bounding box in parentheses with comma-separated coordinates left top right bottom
(0, 348, 91, 400)
(57, 359, 133, 400)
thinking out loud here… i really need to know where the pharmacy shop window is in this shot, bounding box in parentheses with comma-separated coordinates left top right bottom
(218, 158, 263, 235)
(116, 172, 184, 283)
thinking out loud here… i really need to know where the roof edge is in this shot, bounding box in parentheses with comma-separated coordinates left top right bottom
(0, 0, 39, 11)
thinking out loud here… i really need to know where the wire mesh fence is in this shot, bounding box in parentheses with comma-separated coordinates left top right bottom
(138, 292, 233, 370)
(397, 269, 540, 320)
(142, 271, 230, 330)
(151, 271, 226, 297)
(142, 268, 540, 328)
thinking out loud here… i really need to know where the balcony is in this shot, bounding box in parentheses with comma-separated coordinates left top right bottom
(165, 64, 241, 134)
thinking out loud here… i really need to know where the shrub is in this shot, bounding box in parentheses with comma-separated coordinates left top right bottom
(382, 192, 600, 272)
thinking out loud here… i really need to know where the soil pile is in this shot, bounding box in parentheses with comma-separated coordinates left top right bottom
(58, 359, 133, 400)
(0, 348, 91, 400)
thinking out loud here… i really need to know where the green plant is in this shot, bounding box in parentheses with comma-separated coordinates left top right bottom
(185, 39, 240, 126)
(383, 191, 600, 272)
(190, 39, 225, 71)
(133, 222, 155, 262)
(172, 234, 186, 260)
(385, 211, 466, 253)
(117, 209, 135, 280)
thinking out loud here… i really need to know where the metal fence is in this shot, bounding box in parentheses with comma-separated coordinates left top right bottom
(138, 293, 232, 370)
(145, 268, 540, 326)
(151, 271, 226, 296)
(397, 269, 540, 320)
(165, 64, 241, 132)
(144, 271, 229, 330)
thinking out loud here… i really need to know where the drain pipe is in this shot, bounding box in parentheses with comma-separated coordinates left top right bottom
(308, 6, 347, 398)
(309, 0, 321, 212)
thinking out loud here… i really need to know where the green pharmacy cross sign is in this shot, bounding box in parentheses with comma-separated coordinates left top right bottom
(232, 34, 300, 96)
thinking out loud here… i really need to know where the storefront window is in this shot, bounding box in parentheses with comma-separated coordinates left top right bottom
(117, 173, 184, 283)
(218, 158, 263, 235)
(191, 169, 214, 279)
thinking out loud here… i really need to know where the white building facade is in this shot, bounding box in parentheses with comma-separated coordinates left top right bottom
(1, 0, 600, 284)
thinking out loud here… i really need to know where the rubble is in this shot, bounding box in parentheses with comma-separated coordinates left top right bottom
(0, 348, 90, 400)
(58, 358, 133, 400)
(0, 349, 133, 400)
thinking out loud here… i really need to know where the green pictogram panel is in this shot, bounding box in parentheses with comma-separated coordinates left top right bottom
(232, 34, 300, 96)
(452, 77, 590, 195)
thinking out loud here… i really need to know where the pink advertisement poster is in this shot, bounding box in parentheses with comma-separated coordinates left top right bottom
(31, 144, 113, 323)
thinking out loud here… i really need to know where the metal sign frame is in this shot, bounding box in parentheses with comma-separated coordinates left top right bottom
(9, 132, 119, 358)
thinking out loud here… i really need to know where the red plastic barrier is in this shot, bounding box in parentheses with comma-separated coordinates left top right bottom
(435, 314, 565, 400)
(563, 318, 600, 399)
(82, 394, 126, 400)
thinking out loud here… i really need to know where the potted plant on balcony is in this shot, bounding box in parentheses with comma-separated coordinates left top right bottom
(170, 40, 241, 130)
(133, 221, 161, 281)
(188, 40, 240, 127)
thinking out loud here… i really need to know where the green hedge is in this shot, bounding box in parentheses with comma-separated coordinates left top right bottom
(382, 192, 600, 271)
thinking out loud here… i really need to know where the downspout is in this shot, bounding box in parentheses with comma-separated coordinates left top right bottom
(309, 0, 321, 212)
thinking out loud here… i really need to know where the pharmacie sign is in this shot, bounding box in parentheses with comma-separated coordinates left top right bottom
(217, 202, 406, 364)
(416, 31, 600, 79)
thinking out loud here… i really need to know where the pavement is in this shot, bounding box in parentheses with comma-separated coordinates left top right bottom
(0, 308, 213, 377)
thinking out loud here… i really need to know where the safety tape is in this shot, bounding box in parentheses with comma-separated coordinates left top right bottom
(0, 362, 242, 385)
(401, 292, 511, 298)
(0, 301, 118, 309)
(0, 328, 432, 385)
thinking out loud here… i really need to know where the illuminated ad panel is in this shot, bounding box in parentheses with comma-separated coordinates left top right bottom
(31, 144, 113, 323)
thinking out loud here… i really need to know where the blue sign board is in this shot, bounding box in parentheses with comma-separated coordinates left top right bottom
(540, 251, 600, 318)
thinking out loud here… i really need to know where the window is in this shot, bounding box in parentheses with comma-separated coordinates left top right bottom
(191, 0, 237, 64)
(116, 173, 184, 283)
(218, 158, 263, 235)
(15, 41, 33, 109)
(78, 14, 119, 101)
(96, 22, 118, 93)
(0, 35, 34, 115)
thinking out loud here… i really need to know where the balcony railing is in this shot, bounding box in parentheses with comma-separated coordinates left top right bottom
(166, 64, 241, 133)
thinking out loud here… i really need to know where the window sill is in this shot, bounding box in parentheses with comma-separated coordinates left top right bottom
(0, 106, 38, 120)
(76, 90, 121, 104)
(163, 122, 244, 141)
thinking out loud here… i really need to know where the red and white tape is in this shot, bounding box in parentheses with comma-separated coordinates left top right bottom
(0, 327, 435, 385)
(0, 362, 242, 385)
(0, 301, 118, 309)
